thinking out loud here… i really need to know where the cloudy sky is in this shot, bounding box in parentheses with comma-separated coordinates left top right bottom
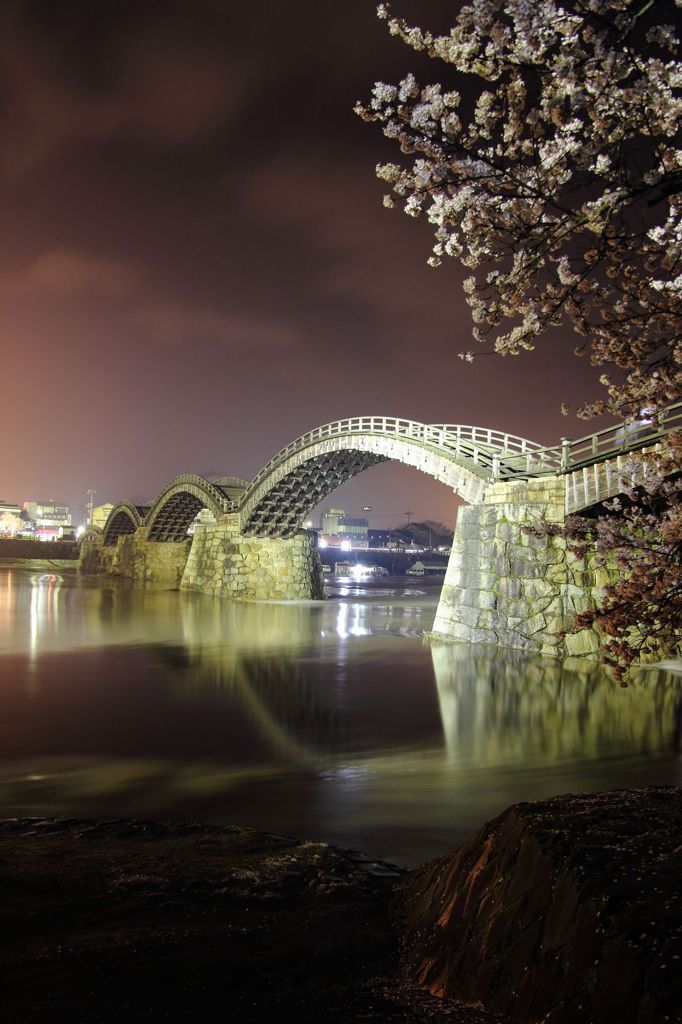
(0, 0, 610, 527)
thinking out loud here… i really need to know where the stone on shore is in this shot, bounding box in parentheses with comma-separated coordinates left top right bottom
(0, 817, 500, 1024)
(401, 787, 682, 1024)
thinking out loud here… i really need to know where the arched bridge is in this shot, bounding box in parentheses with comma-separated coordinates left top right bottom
(103, 476, 248, 546)
(238, 416, 551, 536)
(102, 404, 681, 543)
(90, 403, 680, 660)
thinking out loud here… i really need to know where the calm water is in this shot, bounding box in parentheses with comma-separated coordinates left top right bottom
(0, 565, 680, 866)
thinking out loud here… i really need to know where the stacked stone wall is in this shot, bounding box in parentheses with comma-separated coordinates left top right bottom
(0, 538, 79, 560)
(432, 477, 609, 659)
(181, 516, 324, 601)
(80, 519, 323, 600)
(79, 536, 116, 575)
(79, 531, 191, 588)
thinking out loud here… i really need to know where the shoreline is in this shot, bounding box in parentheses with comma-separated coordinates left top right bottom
(0, 815, 501, 1024)
(2, 787, 680, 1023)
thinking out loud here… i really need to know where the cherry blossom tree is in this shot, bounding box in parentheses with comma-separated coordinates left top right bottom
(0, 513, 22, 536)
(357, 0, 681, 675)
(356, 0, 681, 420)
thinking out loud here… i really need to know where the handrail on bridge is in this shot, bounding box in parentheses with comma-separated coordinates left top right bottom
(494, 401, 682, 478)
(241, 403, 681, 499)
(102, 403, 681, 539)
(244, 416, 547, 498)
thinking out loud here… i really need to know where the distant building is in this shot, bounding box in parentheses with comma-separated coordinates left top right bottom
(0, 500, 22, 518)
(368, 528, 390, 548)
(23, 500, 71, 540)
(322, 508, 368, 548)
(322, 508, 346, 534)
(91, 503, 115, 530)
(24, 500, 71, 528)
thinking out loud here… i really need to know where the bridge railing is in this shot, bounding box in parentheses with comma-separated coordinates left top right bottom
(146, 473, 240, 518)
(241, 402, 681, 504)
(244, 417, 546, 497)
(494, 401, 682, 477)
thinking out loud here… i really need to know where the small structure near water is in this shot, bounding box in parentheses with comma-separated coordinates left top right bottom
(406, 560, 447, 577)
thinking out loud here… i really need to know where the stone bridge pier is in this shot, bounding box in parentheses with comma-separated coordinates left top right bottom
(181, 515, 323, 600)
(431, 477, 604, 659)
(81, 516, 324, 601)
(80, 529, 193, 589)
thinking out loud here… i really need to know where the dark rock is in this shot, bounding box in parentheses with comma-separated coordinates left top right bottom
(401, 786, 682, 1024)
(0, 816, 497, 1023)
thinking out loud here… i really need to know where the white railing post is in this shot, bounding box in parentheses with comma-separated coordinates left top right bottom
(561, 437, 572, 472)
(621, 421, 630, 449)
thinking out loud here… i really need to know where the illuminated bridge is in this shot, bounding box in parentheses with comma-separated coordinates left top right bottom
(101, 406, 680, 547)
(87, 404, 680, 661)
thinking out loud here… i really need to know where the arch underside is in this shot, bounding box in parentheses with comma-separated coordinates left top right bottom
(103, 507, 140, 546)
(240, 433, 491, 538)
(144, 475, 242, 543)
(242, 451, 388, 537)
(147, 492, 207, 542)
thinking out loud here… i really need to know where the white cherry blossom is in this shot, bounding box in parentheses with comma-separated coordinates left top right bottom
(357, 0, 682, 418)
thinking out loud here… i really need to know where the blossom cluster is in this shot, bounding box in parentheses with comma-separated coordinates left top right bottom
(356, 0, 682, 419)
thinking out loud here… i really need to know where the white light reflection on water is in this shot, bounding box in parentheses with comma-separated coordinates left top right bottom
(27, 573, 61, 692)
(0, 566, 680, 866)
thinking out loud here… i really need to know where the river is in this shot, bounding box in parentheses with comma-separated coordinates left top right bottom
(0, 565, 679, 866)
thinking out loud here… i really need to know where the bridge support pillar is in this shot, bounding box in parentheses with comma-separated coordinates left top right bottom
(432, 477, 604, 658)
(80, 530, 192, 587)
(180, 515, 324, 601)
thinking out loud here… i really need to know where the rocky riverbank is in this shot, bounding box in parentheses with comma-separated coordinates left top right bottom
(0, 817, 500, 1024)
(1, 788, 680, 1023)
(403, 787, 682, 1024)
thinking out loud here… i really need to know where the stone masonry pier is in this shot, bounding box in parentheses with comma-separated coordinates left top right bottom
(80, 532, 192, 589)
(431, 477, 608, 659)
(182, 516, 323, 600)
(81, 517, 323, 601)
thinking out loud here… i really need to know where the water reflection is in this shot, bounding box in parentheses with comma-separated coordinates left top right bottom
(0, 567, 680, 865)
(432, 644, 682, 765)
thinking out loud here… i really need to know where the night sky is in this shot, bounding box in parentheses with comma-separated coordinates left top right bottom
(1, 0, 611, 527)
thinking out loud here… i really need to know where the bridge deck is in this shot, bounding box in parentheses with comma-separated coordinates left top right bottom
(100, 403, 680, 539)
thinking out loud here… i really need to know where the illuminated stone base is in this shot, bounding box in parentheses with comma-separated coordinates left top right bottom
(80, 532, 191, 588)
(432, 478, 604, 658)
(180, 516, 323, 600)
(81, 518, 323, 600)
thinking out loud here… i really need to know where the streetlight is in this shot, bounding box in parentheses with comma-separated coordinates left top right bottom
(86, 488, 96, 526)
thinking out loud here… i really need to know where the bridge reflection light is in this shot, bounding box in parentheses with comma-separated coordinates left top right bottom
(335, 600, 371, 637)
(336, 602, 349, 638)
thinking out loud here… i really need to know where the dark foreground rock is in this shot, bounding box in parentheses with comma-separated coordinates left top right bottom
(0, 817, 500, 1024)
(402, 787, 682, 1024)
(3, 789, 680, 1024)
